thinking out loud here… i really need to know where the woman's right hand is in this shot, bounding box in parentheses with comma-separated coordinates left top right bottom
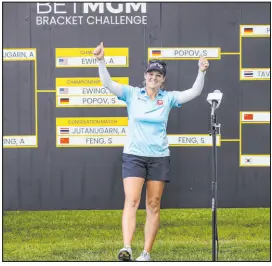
(94, 42, 104, 60)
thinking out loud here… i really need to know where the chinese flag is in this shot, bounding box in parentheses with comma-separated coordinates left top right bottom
(244, 113, 253, 120)
(60, 138, 69, 144)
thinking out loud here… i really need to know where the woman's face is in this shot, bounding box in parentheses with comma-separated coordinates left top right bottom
(144, 71, 165, 90)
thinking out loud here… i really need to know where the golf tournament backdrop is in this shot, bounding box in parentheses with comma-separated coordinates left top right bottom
(3, 3, 270, 210)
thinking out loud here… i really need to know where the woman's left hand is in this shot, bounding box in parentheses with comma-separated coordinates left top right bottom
(198, 56, 209, 72)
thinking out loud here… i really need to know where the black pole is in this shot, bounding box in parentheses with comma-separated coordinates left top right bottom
(211, 111, 218, 261)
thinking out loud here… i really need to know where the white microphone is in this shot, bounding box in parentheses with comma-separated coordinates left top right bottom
(207, 90, 223, 116)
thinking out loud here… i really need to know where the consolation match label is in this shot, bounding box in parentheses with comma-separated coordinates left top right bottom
(56, 77, 128, 107)
(240, 25, 270, 37)
(56, 117, 128, 147)
(56, 48, 129, 67)
(148, 47, 221, 60)
(3, 48, 36, 61)
(56, 119, 221, 147)
(3, 136, 37, 147)
(241, 69, 270, 80)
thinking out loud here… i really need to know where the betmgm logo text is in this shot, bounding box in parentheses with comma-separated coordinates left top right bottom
(36, 3, 147, 26)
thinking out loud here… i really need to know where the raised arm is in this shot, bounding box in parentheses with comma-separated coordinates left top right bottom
(94, 42, 124, 97)
(176, 57, 209, 104)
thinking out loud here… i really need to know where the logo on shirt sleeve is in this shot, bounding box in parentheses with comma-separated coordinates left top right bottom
(157, 100, 164, 105)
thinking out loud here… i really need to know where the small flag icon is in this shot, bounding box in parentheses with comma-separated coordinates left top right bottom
(58, 58, 68, 65)
(60, 128, 70, 134)
(244, 71, 254, 78)
(244, 28, 253, 34)
(59, 88, 68, 94)
(60, 98, 70, 104)
(152, 50, 161, 56)
(244, 113, 253, 120)
(60, 137, 69, 144)
(245, 157, 252, 164)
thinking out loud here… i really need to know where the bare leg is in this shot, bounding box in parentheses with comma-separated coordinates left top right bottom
(122, 177, 145, 246)
(144, 180, 165, 253)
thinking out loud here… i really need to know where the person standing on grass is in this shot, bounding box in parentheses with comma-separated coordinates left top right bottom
(94, 42, 209, 261)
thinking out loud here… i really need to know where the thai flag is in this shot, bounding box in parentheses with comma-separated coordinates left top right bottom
(60, 128, 70, 134)
(244, 71, 254, 78)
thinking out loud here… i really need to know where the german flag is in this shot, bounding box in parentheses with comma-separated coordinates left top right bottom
(244, 28, 253, 34)
(152, 50, 161, 56)
(60, 98, 70, 104)
(60, 137, 69, 144)
(244, 113, 253, 120)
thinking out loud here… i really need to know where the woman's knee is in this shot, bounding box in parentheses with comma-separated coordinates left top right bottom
(124, 197, 141, 209)
(146, 197, 161, 214)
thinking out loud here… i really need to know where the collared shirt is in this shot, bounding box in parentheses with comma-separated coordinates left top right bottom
(118, 86, 182, 157)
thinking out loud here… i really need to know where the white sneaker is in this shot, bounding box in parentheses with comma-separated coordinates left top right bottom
(118, 246, 133, 261)
(136, 251, 151, 261)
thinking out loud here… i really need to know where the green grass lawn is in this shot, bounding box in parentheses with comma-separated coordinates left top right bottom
(3, 208, 270, 261)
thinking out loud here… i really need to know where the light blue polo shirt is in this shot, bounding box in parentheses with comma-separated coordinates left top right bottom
(118, 85, 182, 157)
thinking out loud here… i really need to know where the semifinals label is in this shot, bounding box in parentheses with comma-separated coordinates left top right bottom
(3, 49, 36, 61)
(56, 48, 128, 67)
(240, 25, 270, 37)
(241, 69, 270, 80)
(3, 136, 37, 147)
(148, 47, 221, 60)
(241, 112, 270, 123)
(56, 77, 128, 107)
(240, 155, 270, 166)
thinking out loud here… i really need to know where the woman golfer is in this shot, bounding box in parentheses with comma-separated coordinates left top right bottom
(94, 42, 209, 261)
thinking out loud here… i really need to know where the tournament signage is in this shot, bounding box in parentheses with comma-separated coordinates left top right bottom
(240, 25, 270, 37)
(56, 117, 221, 147)
(240, 155, 270, 167)
(3, 136, 37, 147)
(148, 47, 221, 60)
(3, 48, 37, 148)
(3, 48, 36, 61)
(240, 69, 270, 80)
(56, 77, 128, 107)
(168, 135, 221, 146)
(241, 112, 270, 123)
(56, 117, 128, 147)
(56, 48, 129, 67)
(240, 111, 270, 167)
(36, 3, 147, 26)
